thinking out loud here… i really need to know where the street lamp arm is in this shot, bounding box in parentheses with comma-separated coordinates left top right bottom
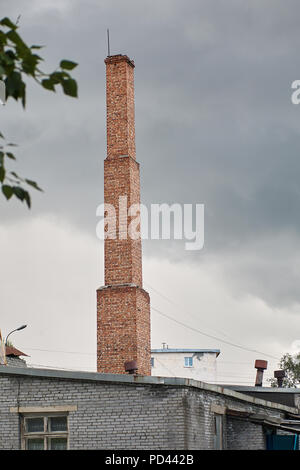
(5, 329, 18, 346)
(5, 325, 27, 346)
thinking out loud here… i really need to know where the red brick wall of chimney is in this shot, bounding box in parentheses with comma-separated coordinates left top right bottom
(97, 55, 151, 376)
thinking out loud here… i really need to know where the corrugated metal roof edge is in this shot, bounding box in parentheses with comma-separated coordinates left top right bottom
(0, 365, 298, 415)
(222, 385, 300, 394)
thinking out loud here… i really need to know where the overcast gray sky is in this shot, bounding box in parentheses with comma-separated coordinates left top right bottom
(1, 0, 300, 385)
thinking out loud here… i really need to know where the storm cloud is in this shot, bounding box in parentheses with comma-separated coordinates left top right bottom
(1, 0, 300, 383)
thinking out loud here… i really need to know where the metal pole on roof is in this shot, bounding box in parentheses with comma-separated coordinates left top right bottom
(107, 29, 110, 56)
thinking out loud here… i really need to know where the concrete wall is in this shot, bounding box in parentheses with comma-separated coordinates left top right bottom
(0, 367, 294, 450)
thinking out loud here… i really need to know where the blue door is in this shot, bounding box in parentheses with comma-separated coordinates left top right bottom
(266, 434, 298, 450)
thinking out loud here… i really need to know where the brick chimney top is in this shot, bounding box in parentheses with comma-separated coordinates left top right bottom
(105, 52, 136, 161)
(104, 54, 135, 68)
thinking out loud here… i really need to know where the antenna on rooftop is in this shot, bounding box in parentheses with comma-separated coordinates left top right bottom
(107, 29, 111, 56)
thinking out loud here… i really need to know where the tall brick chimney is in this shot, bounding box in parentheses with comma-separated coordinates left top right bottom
(97, 54, 151, 375)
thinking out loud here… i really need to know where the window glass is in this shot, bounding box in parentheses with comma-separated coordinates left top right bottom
(48, 438, 67, 450)
(26, 417, 44, 433)
(184, 357, 193, 367)
(49, 416, 67, 432)
(27, 438, 44, 450)
(23, 415, 68, 450)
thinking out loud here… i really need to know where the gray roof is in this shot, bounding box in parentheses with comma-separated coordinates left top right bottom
(151, 348, 220, 356)
(0, 365, 297, 414)
(224, 385, 300, 394)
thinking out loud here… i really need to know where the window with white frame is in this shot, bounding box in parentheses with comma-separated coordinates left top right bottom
(21, 414, 68, 450)
(184, 356, 193, 367)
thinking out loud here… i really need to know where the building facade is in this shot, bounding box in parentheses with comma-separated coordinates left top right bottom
(1, 365, 300, 450)
(151, 348, 220, 384)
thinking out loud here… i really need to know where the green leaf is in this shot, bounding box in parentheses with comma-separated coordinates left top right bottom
(12, 186, 31, 208)
(23, 190, 31, 208)
(0, 151, 4, 165)
(2, 184, 13, 200)
(0, 17, 17, 30)
(5, 71, 23, 100)
(10, 171, 22, 181)
(41, 78, 55, 91)
(21, 81, 26, 108)
(6, 30, 28, 51)
(49, 71, 68, 84)
(30, 45, 44, 50)
(25, 179, 43, 191)
(60, 60, 78, 71)
(12, 185, 25, 200)
(5, 49, 16, 60)
(22, 52, 41, 75)
(61, 78, 77, 97)
(0, 165, 5, 182)
(0, 132, 4, 139)
(0, 50, 15, 67)
(5, 152, 15, 160)
(0, 31, 7, 46)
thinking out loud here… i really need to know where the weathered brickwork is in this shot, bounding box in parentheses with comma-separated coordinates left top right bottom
(226, 418, 265, 450)
(6, 357, 27, 368)
(0, 375, 20, 450)
(180, 387, 283, 450)
(97, 54, 150, 376)
(97, 286, 151, 375)
(0, 368, 294, 450)
(0, 374, 186, 450)
(105, 55, 136, 160)
(103, 156, 142, 286)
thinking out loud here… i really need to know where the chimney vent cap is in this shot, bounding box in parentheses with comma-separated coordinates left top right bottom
(124, 360, 138, 374)
(104, 54, 135, 68)
(255, 359, 268, 370)
(274, 369, 285, 378)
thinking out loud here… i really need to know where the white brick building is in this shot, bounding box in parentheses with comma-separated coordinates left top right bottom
(151, 348, 220, 383)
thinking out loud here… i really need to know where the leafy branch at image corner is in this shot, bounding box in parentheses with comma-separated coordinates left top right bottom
(0, 16, 78, 208)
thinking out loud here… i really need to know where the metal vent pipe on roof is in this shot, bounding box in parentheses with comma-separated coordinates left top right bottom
(124, 360, 138, 374)
(254, 359, 268, 387)
(274, 370, 285, 387)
